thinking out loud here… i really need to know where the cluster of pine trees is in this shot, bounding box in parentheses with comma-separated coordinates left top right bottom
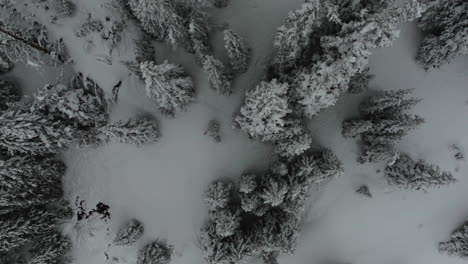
(200, 150, 343, 264)
(123, 0, 249, 106)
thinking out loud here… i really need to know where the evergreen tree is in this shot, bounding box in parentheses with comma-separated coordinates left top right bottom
(273, 132, 312, 159)
(200, 150, 342, 264)
(416, 0, 468, 70)
(204, 119, 222, 143)
(0, 109, 75, 155)
(223, 29, 249, 74)
(128, 0, 188, 49)
(270, 0, 425, 118)
(98, 118, 160, 146)
(356, 185, 372, 198)
(385, 153, 456, 191)
(113, 218, 144, 246)
(348, 67, 374, 94)
(28, 231, 72, 264)
(202, 55, 232, 95)
(0, 156, 65, 214)
(205, 181, 232, 212)
(439, 221, 468, 258)
(0, 79, 21, 110)
(234, 79, 293, 142)
(140, 60, 194, 116)
(137, 240, 173, 264)
(342, 89, 424, 163)
(0, 9, 66, 66)
(32, 78, 108, 129)
(0, 206, 64, 253)
(0, 53, 13, 73)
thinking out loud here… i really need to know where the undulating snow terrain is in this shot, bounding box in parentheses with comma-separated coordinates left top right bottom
(1, 0, 468, 264)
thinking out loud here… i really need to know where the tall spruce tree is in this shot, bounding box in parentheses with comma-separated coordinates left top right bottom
(140, 60, 194, 116)
(385, 153, 456, 191)
(0, 79, 20, 110)
(0, 206, 65, 254)
(223, 29, 250, 74)
(342, 89, 424, 163)
(98, 118, 160, 146)
(0, 156, 65, 214)
(28, 231, 72, 264)
(416, 0, 468, 70)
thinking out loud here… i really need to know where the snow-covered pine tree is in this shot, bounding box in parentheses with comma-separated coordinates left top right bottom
(140, 60, 194, 116)
(202, 55, 232, 95)
(0, 54, 13, 73)
(28, 231, 72, 264)
(273, 132, 312, 159)
(439, 221, 468, 258)
(137, 240, 173, 264)
(234, 79, 293, 142)
(32, 74, 108, 129)
(0, 9, 66, 66)
(204, 181, 232, 212)
(348, 67, 374, 94)
(0, 155, 65, 214)
(128, 0, 188, 49)
(385, 153, 456, 191)
(113, 218, 144, 246)
(201, 150, 343, 264)
(270, 0, 425, 118)
(0, 79, 20, 110)
(342, 89, 424, 163)
(0, 206, 65, 253)
(223, 29, 249, 74)
(98, 118, 160, 146)
(416, 0, 468, 70)
(0, 109, 74, 155)
(204, 119, 222, 142)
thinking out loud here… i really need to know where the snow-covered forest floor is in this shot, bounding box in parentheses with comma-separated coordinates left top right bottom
(3, 0, 468, 264)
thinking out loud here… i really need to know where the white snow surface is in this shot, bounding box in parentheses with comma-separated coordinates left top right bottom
(8, 0, 468, 264)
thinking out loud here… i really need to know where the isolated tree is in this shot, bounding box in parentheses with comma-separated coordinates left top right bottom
(235, 79, 293, 142)
(98, 118, 160, 146)
(137, 240, 173, 264)
(0, 79, 21, 110)
(385, 154, 456, 191)
(0, 155, 65, 214)
(416, 0, 468, 70)
(0, 206, 64, 253)
(113, 218, 144, 246)
(342, 89, 424, 163)
(140, 60, 194, 116)
(202, 55, 232, 95)
(128, 0, 188, 49)
(204, 119, 222, 142)
(28, 231, 72, 264)
(356, 185, 372, 198)
(439, 221, 468, 258)
(223, 29, 249, 73)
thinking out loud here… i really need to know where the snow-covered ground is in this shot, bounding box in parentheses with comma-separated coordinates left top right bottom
(8, 0, 468, 264)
